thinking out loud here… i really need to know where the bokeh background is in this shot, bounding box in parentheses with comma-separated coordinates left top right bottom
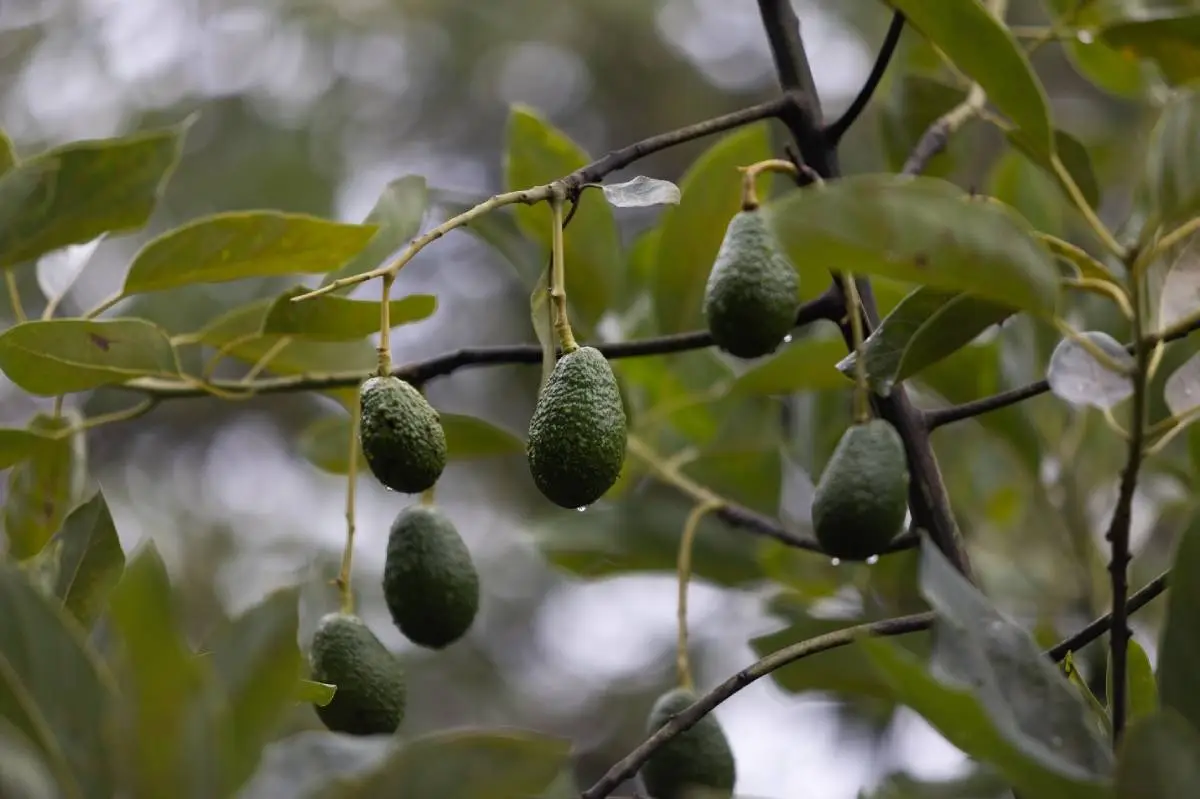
(0, 1, 1194, 797)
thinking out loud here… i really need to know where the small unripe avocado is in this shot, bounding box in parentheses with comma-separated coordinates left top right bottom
(703, 209, 799, 360)
(309, 613, 406, 736)
(811, 418, 910, 561)
(358, 376, 447, 494)
(526, 346, 627, 509)
(640, 687, 736, 799)
(382, 504, 480, 650)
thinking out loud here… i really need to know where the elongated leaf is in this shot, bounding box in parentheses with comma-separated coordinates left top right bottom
(108, 542, 207, 798)
(837, 287, 1015, 395)
(989, 147, 1068, 238)
(1158, 235, 1200, 333)
(1100, 15, 1200, 86)
(207, 587, 304, 795)
(0, 428, 54, 470)
(1039, 233, 1118, 283)
(1107, 636, 1157, 727)
(504, 105, 620, 330)
(0, 318, 178, 396)
(769, 176, 1061, 315)
(1046, 331, 1135, 410)
(728, 337, 853, 397)
(294, 679, 335, 707)
(325, 728, 572, 798)
(122, 212, 378, 296)
(652, 123, 773, 333)
(1115, 710, 1200, 798)
(51, 490, 124, 627)
(1006, 129, 1101, 214)
(0, 121, 189, 270)
(0, 561, 118, 799)
(1141, 89, 1200, 229)
(599, 176, 680, 208)
(262, 287, 437, 341)
(1045, 0, 1146, 99)
(322, 175, 428, 290)
(918, 541, 1114, 782)
(1156, 511, 1200, 733)
(241, 732, 394, 799)
(883, 0, 1055, 156)
(5, 414, 85, 561)
(864, 638, 1114, 799)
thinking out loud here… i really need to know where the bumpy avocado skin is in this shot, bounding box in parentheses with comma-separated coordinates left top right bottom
(309, 613, 406, 736)
(703, 209, 800, 360)
(526, 346, 627, 509)
(358, 376, 447, 494)
(811, 418, 910, 561)
(640, 688, 736, 799)
(382, 505, 480, 650)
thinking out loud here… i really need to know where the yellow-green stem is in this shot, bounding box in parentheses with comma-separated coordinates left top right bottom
(1150, 216, 1200, 264)
(1051, 156, 1126, 261)
(378, 273, 395, 376)
(677, 499, 722, 692)
(549, 196, 578, 354)
(242, 338, 291, 383)
(844, 278, 870, 424)
(420, 486, 436, 507)
(738, 158, 800, 210)
(627, 434, 725, 508)
(5, 271, 25, 323)
(83, 291, 122, 320)
(336, 408, 361, 614)
(1055, 319, 1136, 376)
(1063, 277, 1134, 320)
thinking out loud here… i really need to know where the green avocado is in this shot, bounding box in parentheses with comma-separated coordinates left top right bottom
(702, 209, 800, 360)
(309, 613, 406, 736)
(358, 376, 447, 494)
(640, 687, 736, 799)
(811, 418, 910, 561)
(526, 346, 627, 509)
(382, 504, 480, 650)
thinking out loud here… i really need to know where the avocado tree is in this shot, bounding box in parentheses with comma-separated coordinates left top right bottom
(1, 0, 1199, 797)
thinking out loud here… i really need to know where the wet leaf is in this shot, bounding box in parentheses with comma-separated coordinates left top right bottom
(728, 337, 853, 396)
(1107, 636, 1158, 727)
(1115, 709, 1200, 798)
(1156, 234, 1200, 333)
(1045, 0, 1146, 99)
(0, 318, 178, 396)
(262, 287, 437, 341)
(4, 414, 86, 561)
(598, 175, 680, 208)
(1006, 128, 1101, 214)
(1099, 15, 1200, 87)
(0, 428, 54, 471)
(51, 490, 124, 627)
(322, 175, 429, 290)
(1046, 332, 1135, 410)
(1157, 510, 1200, 733)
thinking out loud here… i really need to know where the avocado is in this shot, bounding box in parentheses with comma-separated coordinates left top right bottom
(811, 418, 910, 561)
(382, 504, 480, 650)
(639, 687, 736, 799)
(358, 376, 447, 494)
(526, 346, 627, 509)
(309, 613, 406, 736)
(702, 209, 799, 360)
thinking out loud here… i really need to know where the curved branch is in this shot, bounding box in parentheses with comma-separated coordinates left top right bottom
(824, 11, 905, 146)
(1046, 570, 1169, 662)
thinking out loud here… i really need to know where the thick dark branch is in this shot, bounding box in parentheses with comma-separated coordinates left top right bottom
(926, 314, 1200, 430)
(757, 0, 973, 580)
(1046, 571, 1169, 662)
(824, 11, 905, 146)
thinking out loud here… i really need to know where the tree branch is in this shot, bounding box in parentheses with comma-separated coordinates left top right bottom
(757, 0, 974, 580)
(1046, 571, 1169, 662)
(824, 11, 905, 146)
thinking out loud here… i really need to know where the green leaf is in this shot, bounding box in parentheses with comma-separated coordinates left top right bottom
(1107, 636, 1158, 726)
(107, 542, 207, 798)
(261, 287, 437, 341)
(652, 122, 773, 333)
(206, 587, 304, 795)
(1045, 0, 1146, 99)
(0, 717, 59, 799)
(1038, 233, 1119, 283)
(989, 146, 1067, 237)
(728, 336, 853, 396)
(322, 175, 428, 290)
(294, 679, 335, 707)
(430, 191, 539, 284)
(879, 75, 967, 179)
(0, 561, 119, 799)
(917, 540, 1114, 782)
(1100, 15, 1200, 87)
(0, 318, 178, 396)
(325, 728, 572, 799)
(441, 413, 526, 459)
(863, 638, 1114, 799)
(121, 211, 378, 296)
(837, 287, 1015, 395)
(504, 105, 620, 330)
(0, 128, 14, 174)
(0, 428, 54, 470)
(883, 0, 1055, 156)
(0, 121, 189, 270)
(530, 264, 555, 392)
(50, 490, 124, 627)
(769, 176, 1061, 316)
(4, 414, 86, 561)
(1141, 88, 1200, 230)
(1156, 510, 1200, 733)
(1006, 129, 1102, 214)
(1115, 709, 1200, 798)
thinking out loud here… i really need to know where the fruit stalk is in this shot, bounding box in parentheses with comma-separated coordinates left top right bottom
(676, 500, 721, 693)
(549, 194, 578, 354)
(377, 272, 395, 376)
(844, 275, 870, 424)
(336, 406, 361, 614)
(737, 158, 799, 211)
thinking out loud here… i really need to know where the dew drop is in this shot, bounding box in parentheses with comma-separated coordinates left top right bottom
(1051, 735, 1064, 748)
(576, 506, 589, 513)
(866, 554, 880, 565)
(783, 334, 794, 344)
(830, 557, 841, 567)
(1077, 29, 1094, 44)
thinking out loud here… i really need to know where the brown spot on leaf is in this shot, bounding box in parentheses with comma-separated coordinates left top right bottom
(913, 253, 929, 269)
(89, 333, 111, 351)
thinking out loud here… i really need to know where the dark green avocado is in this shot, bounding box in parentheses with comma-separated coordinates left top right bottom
(309, 613, 406, 736)
(358, 375, 447, 494)
(639, 687, 736, 799)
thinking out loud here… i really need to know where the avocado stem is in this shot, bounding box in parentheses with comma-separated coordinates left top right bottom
(420, 485, 436, 507)
(844, 276, 871, 424)
(738, 158, 800, 211)
(336, 407, 361, 614)
(377, 273, 395, 377)
(677, 500, 721, 693)
(549, 195, 579, 354)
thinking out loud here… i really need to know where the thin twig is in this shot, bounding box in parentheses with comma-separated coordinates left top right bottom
(676, 500, 722, 693)
(824, 10, 905, 146)
(1046, 571, 1169, 661)
(4, 271, 26, 323)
